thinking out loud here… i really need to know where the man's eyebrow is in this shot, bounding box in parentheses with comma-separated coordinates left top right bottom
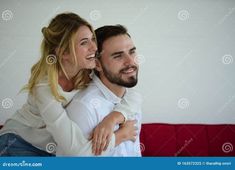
(111, 51, 124, 56)
(129, 47, 136, 51)
(110, 47, 136, 56)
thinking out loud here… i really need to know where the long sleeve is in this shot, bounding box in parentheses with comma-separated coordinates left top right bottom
(34, 84, 115, 156)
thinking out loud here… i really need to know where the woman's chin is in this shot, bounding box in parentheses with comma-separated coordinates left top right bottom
(85, 62, 96, 69)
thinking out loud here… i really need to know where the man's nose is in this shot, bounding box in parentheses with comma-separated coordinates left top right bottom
(124, 53, 136, 65)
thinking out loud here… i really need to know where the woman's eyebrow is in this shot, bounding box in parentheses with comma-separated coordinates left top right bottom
(79, 38, 89, 42)
(79, 34, 94, 42)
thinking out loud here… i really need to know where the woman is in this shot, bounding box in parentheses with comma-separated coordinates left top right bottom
(0, 13, 139, 156)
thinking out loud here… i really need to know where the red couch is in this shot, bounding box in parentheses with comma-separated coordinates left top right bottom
(140, 123, 235, 156)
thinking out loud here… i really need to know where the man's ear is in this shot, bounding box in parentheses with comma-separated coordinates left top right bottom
(95, 59, 103, 72)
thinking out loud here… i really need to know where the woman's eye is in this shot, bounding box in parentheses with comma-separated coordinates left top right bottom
(81, 41, 88, 45)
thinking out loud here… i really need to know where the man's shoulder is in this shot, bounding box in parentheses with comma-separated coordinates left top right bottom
(72, 82, 104, 105)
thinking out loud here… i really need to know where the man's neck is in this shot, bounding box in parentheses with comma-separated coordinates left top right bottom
(99, 76, 125, 98)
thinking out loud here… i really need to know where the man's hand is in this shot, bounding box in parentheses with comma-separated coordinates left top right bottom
(115, 120, 138, 146)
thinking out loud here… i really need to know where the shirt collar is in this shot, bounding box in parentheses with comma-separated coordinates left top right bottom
(92, 75, 123, 104)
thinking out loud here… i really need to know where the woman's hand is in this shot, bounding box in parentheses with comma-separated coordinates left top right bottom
(91, 116, 114, 155)
(91, 111, 125, 155)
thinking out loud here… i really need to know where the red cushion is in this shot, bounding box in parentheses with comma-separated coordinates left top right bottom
(140, 124, 177, 156)
(207, 125, 235, 156)
(175, 124, 208, 156)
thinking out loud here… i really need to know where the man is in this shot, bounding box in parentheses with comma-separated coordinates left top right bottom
(66, 25, 142, 156)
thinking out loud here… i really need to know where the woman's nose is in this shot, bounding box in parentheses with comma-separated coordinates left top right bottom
(90, 41, 97, 52)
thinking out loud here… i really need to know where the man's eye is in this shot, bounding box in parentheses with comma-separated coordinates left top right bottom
(130, 50, 136, 55)
(113, 55, 122, 59)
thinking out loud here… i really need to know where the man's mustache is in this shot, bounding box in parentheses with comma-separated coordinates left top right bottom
(120, 65, 138, 73)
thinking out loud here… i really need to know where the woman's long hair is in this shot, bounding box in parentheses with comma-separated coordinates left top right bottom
(23, 12, 95, 101)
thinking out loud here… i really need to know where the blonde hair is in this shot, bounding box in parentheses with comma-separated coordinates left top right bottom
(23, 12, 94, 101)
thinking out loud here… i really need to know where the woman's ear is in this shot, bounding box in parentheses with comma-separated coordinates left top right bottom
(62, 53, 70, 60)
(58, 49, 70, 61)
(55, 48, 59, 56)
(56, 47, 70, 60)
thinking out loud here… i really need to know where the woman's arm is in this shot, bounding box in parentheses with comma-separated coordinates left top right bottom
(34, 85, 117, 156)
(91, 111, 125, 155)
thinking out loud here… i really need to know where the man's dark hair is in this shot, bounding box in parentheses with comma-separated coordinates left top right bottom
(94, 25, 131, 77)
(95, 24, 130, 56)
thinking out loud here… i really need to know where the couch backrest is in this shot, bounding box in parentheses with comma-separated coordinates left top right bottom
(140, 123, 235, 156)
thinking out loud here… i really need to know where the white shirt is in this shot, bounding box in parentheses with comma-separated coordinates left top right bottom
(0, 76, 141, 156)
(65, 75, 142, 156)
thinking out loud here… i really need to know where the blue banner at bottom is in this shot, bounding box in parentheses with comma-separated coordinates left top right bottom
(0, 157, 234, 170)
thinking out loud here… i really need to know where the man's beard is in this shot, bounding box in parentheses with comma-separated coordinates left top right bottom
(101, 63, 138, 88)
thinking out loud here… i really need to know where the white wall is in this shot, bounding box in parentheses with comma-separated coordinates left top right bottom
(0, 0, 235, 124)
